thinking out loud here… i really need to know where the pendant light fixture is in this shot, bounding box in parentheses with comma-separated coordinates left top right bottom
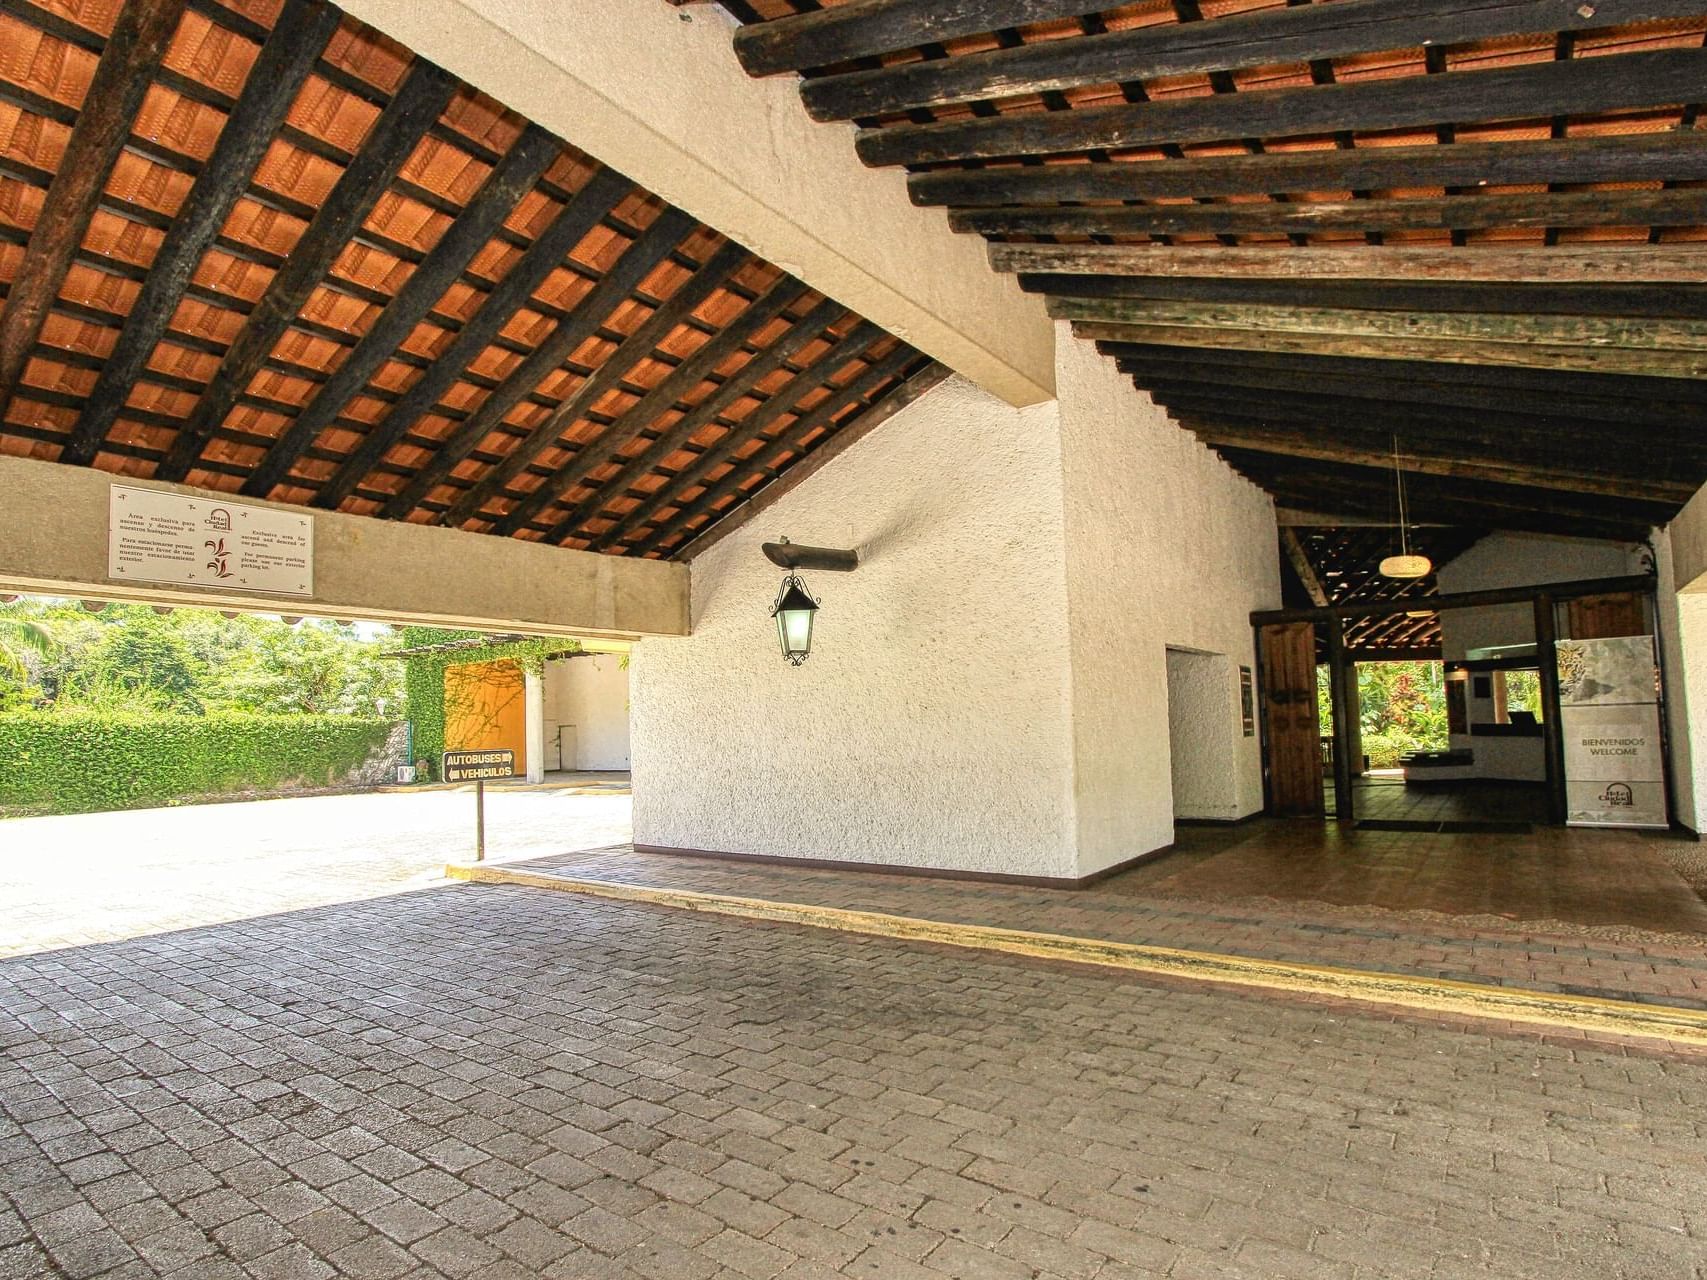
(762, 538, 859, 666)
(1379, 437, 1432, 580)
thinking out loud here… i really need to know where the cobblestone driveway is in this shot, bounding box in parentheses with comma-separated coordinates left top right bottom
(0, 789, 630, 957)
(4, 882, 1705, 1279)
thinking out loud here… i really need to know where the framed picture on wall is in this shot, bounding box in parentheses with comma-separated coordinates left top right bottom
(1239, 666, 1255, 737)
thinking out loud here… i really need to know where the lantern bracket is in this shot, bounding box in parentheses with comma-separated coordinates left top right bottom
(763, 540, 859, 572)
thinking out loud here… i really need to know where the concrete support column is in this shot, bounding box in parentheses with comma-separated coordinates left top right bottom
(524, 669, 546, 785)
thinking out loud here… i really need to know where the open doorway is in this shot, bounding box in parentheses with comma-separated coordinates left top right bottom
(1165, 646, 1238, 824)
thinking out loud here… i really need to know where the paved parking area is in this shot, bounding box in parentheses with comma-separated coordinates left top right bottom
(0, 789, 631, 958)
(4, 881, 1706, 1280)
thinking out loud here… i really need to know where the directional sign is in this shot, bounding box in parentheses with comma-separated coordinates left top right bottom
(443, 749, 515, 782)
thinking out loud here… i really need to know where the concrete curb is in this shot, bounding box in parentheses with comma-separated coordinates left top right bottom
(445, 863, 1707, 1050)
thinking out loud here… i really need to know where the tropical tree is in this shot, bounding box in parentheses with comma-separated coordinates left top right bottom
(0, 614, 57, 682)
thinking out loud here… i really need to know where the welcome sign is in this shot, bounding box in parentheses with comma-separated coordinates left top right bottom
(1559, 636, 1666, 829)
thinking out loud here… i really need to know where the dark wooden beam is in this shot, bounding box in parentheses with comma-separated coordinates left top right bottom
(1097, 341, 1707, 416)
(805, 0, 1704, 120)
(1220, 450, 1672, 529)
(596, 322, 891, 553)
(989, 243, 1707, 283)
(313, 168, 634, 511)
(578, 300, 862, 552)
(635, 339, 917, 559)
(731, 0, 1103, 77)
(157, 58, 457, 482)
(914, 132, 1707, 208)
(1172, 413, 1697, 501)
(953, 187, 1707, 238)
(240, 125, 562, 499)
(1069, 319, 1707, 379)
(857, 48, 1707, 166)
(384, 207, 695, 524)
(673, 361, 950, 561)
(511, 286, 837, 543)
(1036, 273, 1707, 321)
(0, 0, 188, 424)
(58, 0, 339, 466)
(1280, 528, 1329, 608)
(1135, 374, 1707, 447)
(465, 256, 804, 535)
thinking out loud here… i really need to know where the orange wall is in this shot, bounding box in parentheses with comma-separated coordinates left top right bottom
(444, 660, 526, 776)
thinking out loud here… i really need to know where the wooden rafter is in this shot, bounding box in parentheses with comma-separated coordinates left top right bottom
(156, 58, 459, 482)
(0, 0, 188, 424)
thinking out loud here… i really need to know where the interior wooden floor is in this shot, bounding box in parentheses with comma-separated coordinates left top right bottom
(1134, 814, 1707, 935)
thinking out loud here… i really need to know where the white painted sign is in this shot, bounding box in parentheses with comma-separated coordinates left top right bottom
(108, 485, 313, 597)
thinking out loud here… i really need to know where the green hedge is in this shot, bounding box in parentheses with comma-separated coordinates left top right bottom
(0, 712, 394, 816)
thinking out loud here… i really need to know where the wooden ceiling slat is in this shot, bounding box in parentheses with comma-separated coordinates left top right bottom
(989, 243, 1707, 282)
(0, 0, 188, 425)
(731, 0, 1104, 78)
(1068, 319, 1707, 378)
(802, 0, 1707, 122)
(383, 206, 696, 525)
(313, 168, 635, 511)
(953, 187, 1707, 239)
(421, 207, 699, 528)
(1038, 273, 1707, 321)
(491, 276, 823, 539)
(599, 322, 886, 553)
(912, 132, 1707, 208)
(156, 58, 458, 481)
(59, 0, 342, 467)
(636, 339, 921, 557)
(241, 124, 561, 499)
(1172, 412, 1696, 501)
(856, 48, 1707, 167)
(581, 296, 857, 551)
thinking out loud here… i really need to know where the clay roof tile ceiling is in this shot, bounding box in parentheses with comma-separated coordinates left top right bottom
(0, 0, 942, 560)
(718, 0, 1707, 651)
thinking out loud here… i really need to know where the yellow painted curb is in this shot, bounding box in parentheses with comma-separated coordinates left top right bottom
(445, 863, 1707, 1049)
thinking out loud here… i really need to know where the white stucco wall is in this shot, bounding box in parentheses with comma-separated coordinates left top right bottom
(1056, 336, 1278, 871)
(1166, 649, 1238, 821)
(1655, 528, 1707, 833)
(629, 376, 1079, 878)
(543, 654, 631, 771)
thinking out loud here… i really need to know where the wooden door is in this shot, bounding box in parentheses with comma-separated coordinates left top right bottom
(1567, 592, 1647, 640)
(1261, 622, 1324, 816)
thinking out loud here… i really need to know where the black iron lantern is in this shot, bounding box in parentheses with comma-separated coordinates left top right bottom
(771, 572, 819, 666)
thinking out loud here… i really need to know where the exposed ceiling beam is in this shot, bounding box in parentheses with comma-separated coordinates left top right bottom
(425, 208, 702, 528)
(988, 243, 1707, 283)
(913, 132, 1707, 208)
(242, 124, 563, 499)
(856, 48, 1707, 166)
(731, 0, 1104, 77)
(952, 187, 1707, 238)
(672, 361, 950, 561)
(1037, 273, 1707, 320)
(1172, 413, 1697, 501)
(60, 0, 340, 466)
(636, 341, 922, 558)
(1280, 528, 1329, 609)
(804, 0, 1703, 121)
(481, 276, 824, 536)
(313, 168, 635, 511)
(1068, 320, 1707, 378)
(157, 58, 458, 482)
(0, 0, 188, 424)
(378, 206, 693, 522)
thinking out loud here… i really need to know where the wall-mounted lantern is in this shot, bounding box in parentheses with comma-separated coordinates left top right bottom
(763, 538, 859, 666)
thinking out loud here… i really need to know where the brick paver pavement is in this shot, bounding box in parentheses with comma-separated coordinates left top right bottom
(508, 843, 1707, 1015)
(4, 881, 1707, 1279)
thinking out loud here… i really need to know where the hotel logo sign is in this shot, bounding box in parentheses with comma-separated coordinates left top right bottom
(108, 486, 313, 597)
